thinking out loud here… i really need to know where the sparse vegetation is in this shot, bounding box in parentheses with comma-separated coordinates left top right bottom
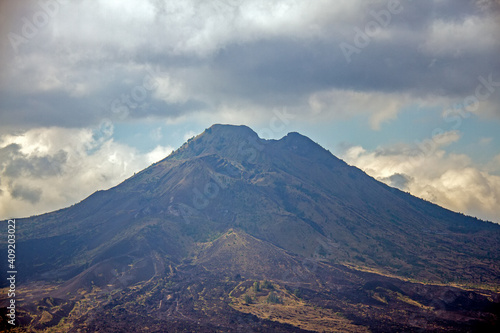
(266, 291, 281, 304)
(3, 126, 500, 332)
(262, 280, 274, 290)
(243, 294, 253, 304)
(317, 245, 327, 257)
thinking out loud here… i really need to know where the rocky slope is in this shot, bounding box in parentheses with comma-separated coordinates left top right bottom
(1, 124, 499, 332)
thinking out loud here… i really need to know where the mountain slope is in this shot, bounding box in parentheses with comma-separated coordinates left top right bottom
(1, 124, 499, 332)
(10, 124, 498, 284)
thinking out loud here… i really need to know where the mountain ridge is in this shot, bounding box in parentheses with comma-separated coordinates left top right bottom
(1, 124, 499, 332)
(5, 124, 500, 283)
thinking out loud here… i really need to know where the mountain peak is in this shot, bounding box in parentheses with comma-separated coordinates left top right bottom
(169, 124, 262, 161)
(276, 130, 341, 166)
(204, 124, 258, 138)
(282, 130, 321, 144)
(4, 124, 500, 332)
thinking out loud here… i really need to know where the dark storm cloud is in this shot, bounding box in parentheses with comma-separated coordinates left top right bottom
(2, 147, 67, 178)
(0, 59, 207, 130)
(380, 173, 412, 190)
(0, 91, 106, 129)
(210, 36, 495, 99)
(10, 183, 42, 204)
(0, 0, 498, 132)
(207, 0, 499, 100)
(0, 143, 22, 161)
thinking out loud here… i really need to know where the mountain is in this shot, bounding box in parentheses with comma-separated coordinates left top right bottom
(1, 124, 499, 332)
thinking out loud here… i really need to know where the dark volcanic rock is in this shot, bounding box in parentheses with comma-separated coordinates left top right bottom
(1, 124, 499, 332)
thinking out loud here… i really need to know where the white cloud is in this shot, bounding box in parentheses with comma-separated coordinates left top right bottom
(432, 130, 461, 147)
(183, 130, 197, 142)
(146, 145, 174, 164)
(420, 16, 499, 57)
(479, 137, 493, 145)
(486, 154, 500, 175)
(341, 137, 500, 223)
(0, 125, 173, 220)
(149, 127, 163, 141)
(41, 0, 354, 58)
(153, 74, 189, 104)
(308, 89, 412, 130)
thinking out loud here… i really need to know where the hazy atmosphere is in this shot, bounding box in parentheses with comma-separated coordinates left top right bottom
(1, 0, 499, 222)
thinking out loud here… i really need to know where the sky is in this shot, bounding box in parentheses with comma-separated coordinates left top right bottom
(0, 0, 499, 223)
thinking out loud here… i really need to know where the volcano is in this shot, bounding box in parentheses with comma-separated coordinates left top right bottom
(1, 124, 499, 332)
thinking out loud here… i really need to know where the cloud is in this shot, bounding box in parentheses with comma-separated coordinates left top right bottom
(479, 137, 493, 145)
(379, 173, 412, 190)
(146, 145, 174, 164)
(0, 124, 173, 220)
(10, 184, 42, 204)
(183, 130, 197, 142)
(308, 89, 413, 129)
(340, 134, 500, 223)
(3, 150, 67, 178)
(432, 130, 461, 147)
(486, 154, 500, 176)
(1, 0, 499, 134)
(419, 15, 499, 58)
